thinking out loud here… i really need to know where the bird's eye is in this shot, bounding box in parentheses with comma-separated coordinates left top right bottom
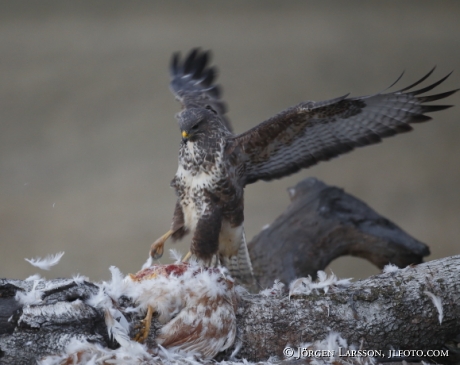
(191, 121, 202, 130)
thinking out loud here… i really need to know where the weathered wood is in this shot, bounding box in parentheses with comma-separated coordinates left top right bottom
(249, 177, 430, 288)
(0, 279, 113, 365)
(235, 255, 460, 362)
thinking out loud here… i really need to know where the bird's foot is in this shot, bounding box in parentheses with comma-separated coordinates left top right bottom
(150, 230, 173, 259)
(133, 305, 154, 343)
(182, 251, 192, 262)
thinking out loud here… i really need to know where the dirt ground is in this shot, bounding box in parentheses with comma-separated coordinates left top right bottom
(1, 1, 459, 283)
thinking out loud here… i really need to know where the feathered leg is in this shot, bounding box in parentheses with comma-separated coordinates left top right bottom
(191, 205, 222, 266)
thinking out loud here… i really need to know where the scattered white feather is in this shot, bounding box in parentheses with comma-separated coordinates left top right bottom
(25, 274, 42, 281)
(86, 266, 129, 314)
(235, 284, 249, 297)
(123, 306, 140, 313)
(89, 267, 128, 305)
(289, 271, 352, 298)
(230, 337, 243, 360)
(169, 248, 183, 263)
(260, 279, 285, 297)
(424, 291, 443, 324)
(383, 263, 399, 273)
(15, 280, 44, 305)
(43, 279, 73, 291)
(85, 286, 107, 308)
(107, 266, 125, 291)
(72, 273, 89, 285)
(104, 308, 131, 348)
(25, 252, 64, 271)
(84, 269, 135, 355)
(141, 255, 153, 270)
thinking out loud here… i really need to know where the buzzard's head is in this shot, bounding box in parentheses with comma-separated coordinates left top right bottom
(177, 107, 221, 142)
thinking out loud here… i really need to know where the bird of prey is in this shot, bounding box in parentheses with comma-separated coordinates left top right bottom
(150, 48, 457, 283)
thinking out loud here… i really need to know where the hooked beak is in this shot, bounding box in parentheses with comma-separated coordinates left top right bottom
(181, 130, 189, 143)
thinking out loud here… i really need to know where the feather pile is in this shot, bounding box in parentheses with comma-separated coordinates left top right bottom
(40, 262, 239, 364)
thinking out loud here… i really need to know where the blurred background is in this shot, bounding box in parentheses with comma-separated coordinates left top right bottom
(1, 1, 459, 283)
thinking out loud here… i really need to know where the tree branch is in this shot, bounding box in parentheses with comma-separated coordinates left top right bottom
(249, 177, 429, 287)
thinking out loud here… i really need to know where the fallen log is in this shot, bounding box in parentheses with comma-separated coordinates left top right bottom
(1, 256, 459, 364)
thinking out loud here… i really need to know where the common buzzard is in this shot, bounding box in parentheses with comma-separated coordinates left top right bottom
(150, 48, 457, 284)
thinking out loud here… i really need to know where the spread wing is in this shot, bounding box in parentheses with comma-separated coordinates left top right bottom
(170, 48, 232, 132)
(232, 69, 457, 185)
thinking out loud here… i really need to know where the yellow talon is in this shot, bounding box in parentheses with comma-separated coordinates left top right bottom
(182, 251, 192, 262)
(134, 305, 154, 343)
(150, 230, 174, 259)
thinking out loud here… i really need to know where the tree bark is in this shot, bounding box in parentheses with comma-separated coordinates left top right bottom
(235, 255, 460, 362)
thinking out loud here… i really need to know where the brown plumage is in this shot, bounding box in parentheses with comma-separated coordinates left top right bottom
(151, 48, 457, 284)
(129, 264, 238, 359)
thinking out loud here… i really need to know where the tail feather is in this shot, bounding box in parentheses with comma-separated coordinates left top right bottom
(221, 228, 255, 288)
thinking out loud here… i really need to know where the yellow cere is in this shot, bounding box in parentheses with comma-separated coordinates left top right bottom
(182, 131, 189, 138)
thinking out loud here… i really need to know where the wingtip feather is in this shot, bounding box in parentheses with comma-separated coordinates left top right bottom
(417, 89, 459, 103)
(411, 71, 454, 96)
(170, 52, 180, 75)
(183, 48, 199, 74)
(396, 67, 436, 93)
